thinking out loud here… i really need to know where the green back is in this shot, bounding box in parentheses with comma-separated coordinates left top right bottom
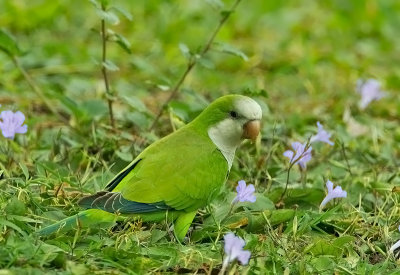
(112, 123, 228, 212)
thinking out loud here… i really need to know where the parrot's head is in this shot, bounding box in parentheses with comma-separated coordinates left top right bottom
(192, 95, 262, 160)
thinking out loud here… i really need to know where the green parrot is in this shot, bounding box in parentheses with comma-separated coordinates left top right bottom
(37, 94, 262, 241)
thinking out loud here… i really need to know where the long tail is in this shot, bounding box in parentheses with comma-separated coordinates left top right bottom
(36, 209, 118, 236)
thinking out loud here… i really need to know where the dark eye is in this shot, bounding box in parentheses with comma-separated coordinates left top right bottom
(229, 111, 238, 118)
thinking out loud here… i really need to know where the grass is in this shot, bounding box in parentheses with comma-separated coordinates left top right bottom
(1, 0, 400, 274)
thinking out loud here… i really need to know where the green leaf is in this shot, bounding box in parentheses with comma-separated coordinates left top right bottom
(111, 6, 133, 21)
(267, 186, 324, 207)
(0, 29, 21, 56)
(150, 229, 167, 244)
(19, 162, 29, 180)
(115, 150, 133, 162)
(55, 94, 86, 119)
(146, 246, 178, 260)
(246, 209, 296, 232)
(168, 101, 191, 121)
(268, 209, 296, 225)
(8, 215, 42, 224)
(81, 99, 108, 119)
(114, 33, 131, 54)
(332, 235, 355, 247)
(126, 112, 151, 129)
(197, 56, 215, 69)
(226, 192, 275, 211)
(89, 0, 101, 9)
(209, 204, 231, 223)
(100, 0, 110, 7)
(179, 43, 191, 59)
(214, 42, 248, 61)
(310, 256, 335, 273)
(328, 159, 348, 170)
(96, 9, 120, 25)
(220, 10, 232, 17)
(0, 218, 25, 235)
(122, 95, 149, 113)
(102, 60, 119, 71)
(205, 0, 225, 9)
(242, 194, 275, 211)
(305, 238, 343, 257)
(5, 198, 26, 216)
(157, 84, 170, 91)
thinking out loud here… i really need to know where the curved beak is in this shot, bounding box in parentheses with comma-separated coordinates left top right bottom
(242, 120, 261, 142)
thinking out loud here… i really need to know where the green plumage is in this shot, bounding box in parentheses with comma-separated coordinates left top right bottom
(37, 95, 248, 241)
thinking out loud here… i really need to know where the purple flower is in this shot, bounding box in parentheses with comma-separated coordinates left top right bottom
(390, 225, 400, 253)
(233, 180, 256, 203)
(283, 142, 312, 169)
(223, 233, 251, 265)
(310, 122, 334, 146)
(320, 180, 347, 209)
(0, 110, 28, 139)
(356, 79, 386, 110)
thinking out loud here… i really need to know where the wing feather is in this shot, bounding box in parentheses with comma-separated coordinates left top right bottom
(119, 127, 228, 211)
(82, 125, 228, 214)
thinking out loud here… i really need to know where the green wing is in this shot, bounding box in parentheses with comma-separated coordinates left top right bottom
(116, 126, 228, 211)
(80, 125, 228, 213)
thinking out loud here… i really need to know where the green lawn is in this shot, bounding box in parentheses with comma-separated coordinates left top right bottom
(1, 0, 400, 274)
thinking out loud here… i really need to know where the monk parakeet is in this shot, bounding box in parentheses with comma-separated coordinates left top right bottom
(37, 95, 262, 241)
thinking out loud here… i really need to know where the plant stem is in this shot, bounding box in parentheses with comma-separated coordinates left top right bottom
(218, 258, 229, 275)
(220, 202, 236, 225)
(101, 2, 115, 130)
(279, 139, 312, 202)
(148, 0, 242, 131)
(11, 56, 68, 123)
(279, 164, 293, 203)
(340, 140, 353, 177)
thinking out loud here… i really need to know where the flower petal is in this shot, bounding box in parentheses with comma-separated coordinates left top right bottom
(13, 111, 26, 126)
(326, 180, 333, 192)
(321, 180, 347, 209)
(283, 150, 294, 161)
(236, 180, 246, 192)
(291, 142, 303, 151)
(223, 233, 251, 265)
(234, 181, 257, 203)
(237, 250, 251, 265)
(357, 79, 386, 109)
(0, 110, 28, 139)
(320, 194, 333, 208)
(15, 124, 28, 134)
(0, 110, 13, 120)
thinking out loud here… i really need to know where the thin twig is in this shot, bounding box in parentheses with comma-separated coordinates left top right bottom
(11, 56, 68, 123)
(279, 138, 312, 202)
(340, 140, 353, 177)
(280, 164, 294, 203)
(101, 2, 115, 130)
(148, 0, 242, 131)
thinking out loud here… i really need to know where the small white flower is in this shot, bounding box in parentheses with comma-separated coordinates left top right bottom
(320, 180, 347, 209)
(223, 233, 251, 265)
(0, 110, 28, 139)
(283, 142, 312, 169)
(232, 180, 256, 204)
(310, 122, 334, 145)
(356, 79, 386, 110)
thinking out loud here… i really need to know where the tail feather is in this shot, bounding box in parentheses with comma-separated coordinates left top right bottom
(78, 191, 171, 214)
(36, 209, 117, 236)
